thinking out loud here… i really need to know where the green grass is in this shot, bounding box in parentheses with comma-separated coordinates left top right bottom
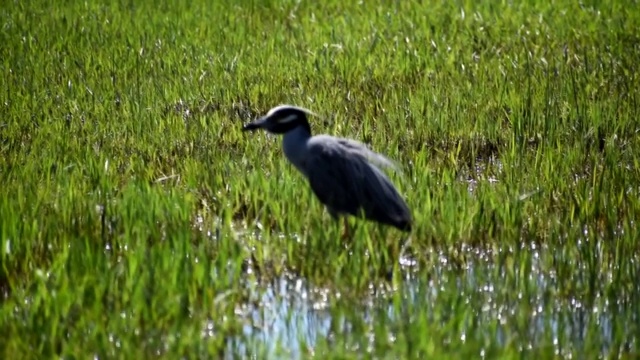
(1, 0, 639, 358)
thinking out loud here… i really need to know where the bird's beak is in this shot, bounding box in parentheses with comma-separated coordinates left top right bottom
(242, 116, 268, 131)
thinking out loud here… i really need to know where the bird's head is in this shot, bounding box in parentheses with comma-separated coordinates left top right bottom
(242, 105, 316, 135)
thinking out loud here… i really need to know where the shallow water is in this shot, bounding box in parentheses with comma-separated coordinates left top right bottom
(216, 244, 637, 358)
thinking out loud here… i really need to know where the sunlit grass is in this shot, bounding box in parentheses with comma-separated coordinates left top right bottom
(1, 0, 639, 358)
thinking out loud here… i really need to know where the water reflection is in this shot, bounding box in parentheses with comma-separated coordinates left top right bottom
(221, 247, 636, 359)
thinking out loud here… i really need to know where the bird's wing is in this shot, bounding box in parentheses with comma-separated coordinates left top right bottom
(304, 137, 411, 228)
(332, 137, 401, 172)
(303, 140, 365, 217)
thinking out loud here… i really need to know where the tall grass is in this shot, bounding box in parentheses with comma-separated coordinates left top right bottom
(1, 0, 639, 357)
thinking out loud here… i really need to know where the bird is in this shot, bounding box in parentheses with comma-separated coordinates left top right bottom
(242, 104, 412, 236)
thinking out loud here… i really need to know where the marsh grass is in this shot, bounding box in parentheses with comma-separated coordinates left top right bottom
(1, 0, 639, 358)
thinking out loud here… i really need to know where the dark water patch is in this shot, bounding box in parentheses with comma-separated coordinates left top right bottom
(161, 98, 262, 124)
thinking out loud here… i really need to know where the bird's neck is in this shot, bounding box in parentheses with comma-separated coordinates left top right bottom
(282, 125, 312, 173)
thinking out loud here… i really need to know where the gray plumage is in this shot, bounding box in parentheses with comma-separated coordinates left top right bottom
(242, 105, 412, 232)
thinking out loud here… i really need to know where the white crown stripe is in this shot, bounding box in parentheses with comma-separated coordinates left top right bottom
(267, 104, 318, 117)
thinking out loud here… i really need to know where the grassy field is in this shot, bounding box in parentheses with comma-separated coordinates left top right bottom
(1, 0, 639, 358)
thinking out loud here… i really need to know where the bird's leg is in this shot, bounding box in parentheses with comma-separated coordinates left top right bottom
(341, 217, 351, 241)
(329, 210, 350, 241)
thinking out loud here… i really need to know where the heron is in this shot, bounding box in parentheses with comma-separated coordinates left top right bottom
(242, 105, 412, 236)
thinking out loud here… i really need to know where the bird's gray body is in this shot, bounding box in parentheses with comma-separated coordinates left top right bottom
(243, 105, 412, 231)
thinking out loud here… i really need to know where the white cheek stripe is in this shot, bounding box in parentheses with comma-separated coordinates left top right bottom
(279, 114, 299, 124)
